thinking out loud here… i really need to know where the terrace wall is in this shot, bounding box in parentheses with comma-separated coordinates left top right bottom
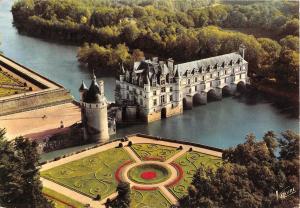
(0, 88, 73, 116)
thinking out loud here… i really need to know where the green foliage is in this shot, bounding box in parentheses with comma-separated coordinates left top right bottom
(43, 187, 84, 208)
(0, 130, 53, 208)
(41, 148, 132, 199)
(169, 151, 221, 199)
(178, 131, 300, 208)
(77, 43, 131, 74)
(109, 182, 131, 208)
(11, 0, 299, 90)
(130, 143, 180, 161)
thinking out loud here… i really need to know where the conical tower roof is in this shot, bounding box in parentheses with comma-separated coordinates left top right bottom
(79, 80, 88, 92)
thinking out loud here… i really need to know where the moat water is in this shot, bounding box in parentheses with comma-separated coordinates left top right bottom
(0, 0, 298, 160)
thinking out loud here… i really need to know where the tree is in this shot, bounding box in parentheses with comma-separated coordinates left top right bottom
(108, 182, 131, 208)
(177, 131, 299, 208)
(131, 49, 145, 62)
(0, 129, 52, 208)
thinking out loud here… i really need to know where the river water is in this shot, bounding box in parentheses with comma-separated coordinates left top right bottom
(0, 0, 298, 159)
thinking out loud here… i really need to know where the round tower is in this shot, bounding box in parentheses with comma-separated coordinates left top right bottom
(79, 74, 109, 143)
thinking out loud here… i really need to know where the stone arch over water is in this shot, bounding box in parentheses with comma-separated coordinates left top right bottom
(222, 85, 231, 97)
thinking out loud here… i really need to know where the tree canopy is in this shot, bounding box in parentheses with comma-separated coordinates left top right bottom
(0, 128, 53, 208)
(11, 0, 299, 91)
(177, 130, 299, 208)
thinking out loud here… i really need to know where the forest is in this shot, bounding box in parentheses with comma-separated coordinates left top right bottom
(11, 0, 299, 98)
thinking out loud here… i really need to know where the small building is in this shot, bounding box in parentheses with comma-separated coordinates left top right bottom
(115, 47, 248, 123)
(79, 73, 110, 142)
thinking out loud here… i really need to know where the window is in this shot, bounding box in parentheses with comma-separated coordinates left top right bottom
(170, 95, 173, 101)
(153, 90, 157, 96)
(195, 77, 198, 82)
(188, 79, 191, 84)
(161, 87, 166, 93)
(225, 70, 227, 75)
(170, 87, 173, 92)
(195, 86, 197, 91)
(210, 74, 213, 78)
(240, 74, 242, 79)
(202, 76, 205, 81)
(153, 99, 157, 106)
(161, 95, 165, 103)
(161, 80, 165, 85)
(210, 82, 212, 87)
(189, 88, 192, 93)
(217, 72, 220, 77)
(126, 85, 129, 90)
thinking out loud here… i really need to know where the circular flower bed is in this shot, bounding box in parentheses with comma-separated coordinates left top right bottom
(128, 164, 171, 185)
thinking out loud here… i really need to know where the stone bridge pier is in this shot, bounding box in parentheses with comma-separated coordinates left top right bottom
(222, 84, 237, 96)
(183, 96, 193, 110)
(193, 92, 207, 105)
(207, 88, 222, 101)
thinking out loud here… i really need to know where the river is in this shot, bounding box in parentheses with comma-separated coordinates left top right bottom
(0, 0, 298, 160)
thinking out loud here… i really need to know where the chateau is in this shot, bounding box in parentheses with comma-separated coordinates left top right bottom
(115, 47, 248, 122)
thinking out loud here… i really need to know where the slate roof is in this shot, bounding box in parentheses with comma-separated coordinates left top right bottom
(79, 80, 88, 91)
(176, 52, 246, 75)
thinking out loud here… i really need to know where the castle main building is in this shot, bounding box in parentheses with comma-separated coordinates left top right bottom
(115, 48, 248, 123)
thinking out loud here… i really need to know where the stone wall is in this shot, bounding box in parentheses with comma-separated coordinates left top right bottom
(0, 88, 73, 116)
(166, 105, 183, 117)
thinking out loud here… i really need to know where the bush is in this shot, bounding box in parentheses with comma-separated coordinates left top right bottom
(118, 143, 123, 148)
(177, 145, 183, 150)
(128, 141, 132, 146)
(95, 194, 101, 200)
(189, 147, 193, 152)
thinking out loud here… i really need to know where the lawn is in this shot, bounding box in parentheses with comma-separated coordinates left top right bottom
(131, 190, 171, 208)
(128, 163, 171, 185)
(168, 151, 222, 198)
(41, 147, 133, 199)
(131, 143, 180, 161)
(0, 72, 18, 85)
(43, 187, 85, 208)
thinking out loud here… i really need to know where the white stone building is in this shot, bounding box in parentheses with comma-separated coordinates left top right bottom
(79, 74, 109, 142)
(115, 48, 248, 123)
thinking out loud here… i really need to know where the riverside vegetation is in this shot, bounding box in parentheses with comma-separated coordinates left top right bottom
(11, 0, 299, 102)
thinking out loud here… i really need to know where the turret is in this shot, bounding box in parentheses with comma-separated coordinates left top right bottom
(81, 74, 109, 143)
(78, 80, 88, 102)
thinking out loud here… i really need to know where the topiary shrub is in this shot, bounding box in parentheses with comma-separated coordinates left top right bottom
(128, 141, 132, 146)
(95, 194, 101, 200)
(177, 145, 183, 150)
(118, 143, 123, 148)
(189, 147, 193, 152)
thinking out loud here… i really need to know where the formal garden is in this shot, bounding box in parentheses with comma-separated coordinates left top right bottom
(0, 70, 29, 97)
(41, 141, 222, 207)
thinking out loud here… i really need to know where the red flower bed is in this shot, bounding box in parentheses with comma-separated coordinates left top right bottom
(115, 160, 133, 182)
(140, 171, 157, 180)
(166, 162, 184, 187)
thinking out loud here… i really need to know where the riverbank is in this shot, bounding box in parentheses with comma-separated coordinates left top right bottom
(251, 79, 299, 105)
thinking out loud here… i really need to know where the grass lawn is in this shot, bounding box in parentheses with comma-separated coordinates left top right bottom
(131, 143, 180, 161)
(131, 190, 171, 208)
(128, 163, 171, 185)
(43, 187, 85, 208)
(0, 72, 18, 85)
(168, 151, 222, 199)
(41, 148, 133, 199)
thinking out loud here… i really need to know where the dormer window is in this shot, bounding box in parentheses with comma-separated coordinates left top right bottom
(161, 80, 165, 85)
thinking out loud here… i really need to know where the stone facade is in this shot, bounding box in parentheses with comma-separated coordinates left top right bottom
(79, 75, 110, 143)
(116, 49, 248, 123)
